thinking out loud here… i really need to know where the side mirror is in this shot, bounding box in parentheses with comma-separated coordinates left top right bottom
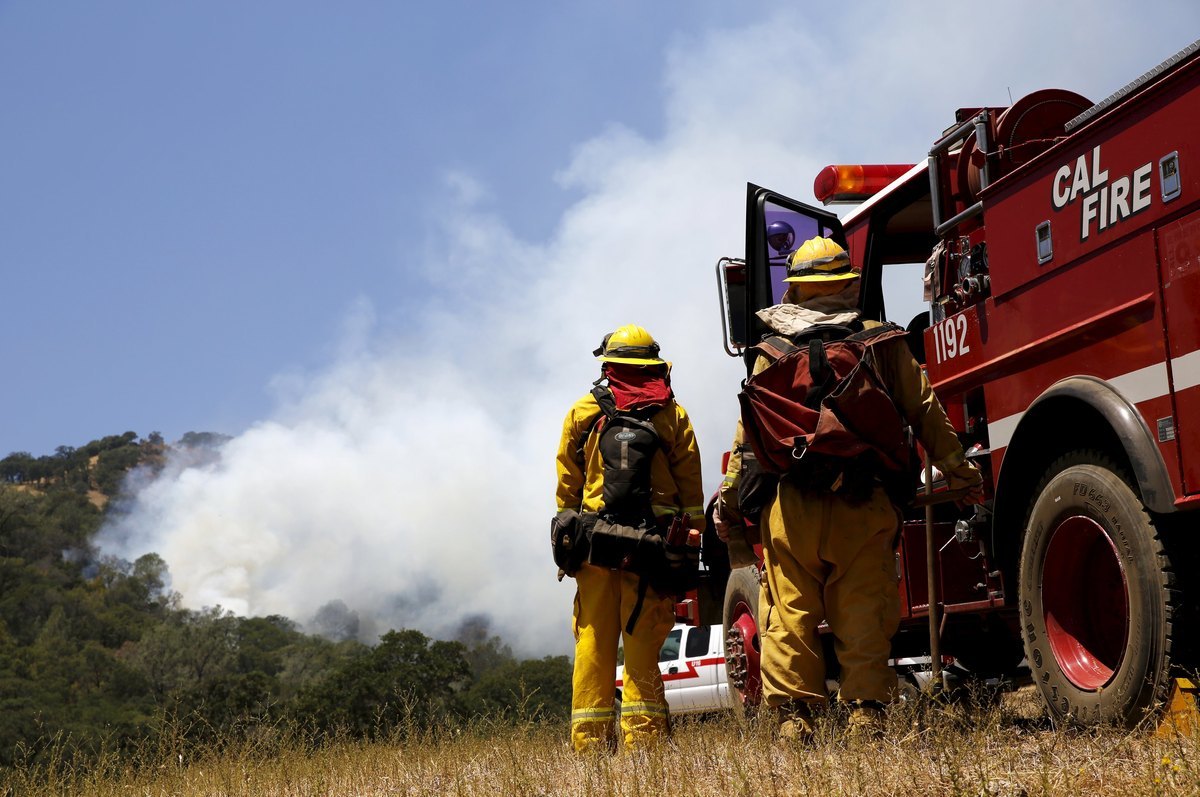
(716, 257, 748, 357)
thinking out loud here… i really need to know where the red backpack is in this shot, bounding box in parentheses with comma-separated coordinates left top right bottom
(737, 321, 913, 502)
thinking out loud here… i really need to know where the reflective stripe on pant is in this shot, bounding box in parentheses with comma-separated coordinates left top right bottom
(571, 564, 674, 752)
(759, 483, 901, 708)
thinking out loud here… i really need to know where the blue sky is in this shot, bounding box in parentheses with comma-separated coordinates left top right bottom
(6, 2, 1200, 652)
(1, 1, 744, 456)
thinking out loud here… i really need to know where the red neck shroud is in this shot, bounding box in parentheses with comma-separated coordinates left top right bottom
(604, 365, 672, 411)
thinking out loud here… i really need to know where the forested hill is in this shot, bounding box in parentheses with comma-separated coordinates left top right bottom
(0, 433, 570, 768)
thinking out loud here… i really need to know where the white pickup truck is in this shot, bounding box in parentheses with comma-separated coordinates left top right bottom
(616, 623, 733, 715)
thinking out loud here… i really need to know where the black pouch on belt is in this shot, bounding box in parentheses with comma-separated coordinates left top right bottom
(587, 516, 660, 573)
(551, 510, 593, 581)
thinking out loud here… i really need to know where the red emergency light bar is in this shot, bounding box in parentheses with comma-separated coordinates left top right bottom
(813, 164, 914, 204)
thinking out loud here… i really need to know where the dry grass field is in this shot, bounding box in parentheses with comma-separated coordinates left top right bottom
(5, 688, 1200, 797)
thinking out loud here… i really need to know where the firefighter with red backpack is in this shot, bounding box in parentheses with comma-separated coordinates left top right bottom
(714, 237, 983, 740)
(553, 324, 704, 753)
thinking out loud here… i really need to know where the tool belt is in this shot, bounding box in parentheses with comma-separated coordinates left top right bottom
(587, 515, 660, 571)
(551, 510, 700, 630)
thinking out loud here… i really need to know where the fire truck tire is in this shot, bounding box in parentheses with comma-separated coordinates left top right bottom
(1019, 451, 1175, 727)
(722, 564, 762, 718)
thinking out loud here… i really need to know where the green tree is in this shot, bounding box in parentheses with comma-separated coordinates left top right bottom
(178, 431, 231, 449)
(125, 608, 237, 698)
(0, 452, 34, 484)
(0, 487, 43, 559)
(233, 615, 304, 678)
(84, 554, 176, 646)
(292, 629, 471, 738)
(460, 655, 572, 723)
(175, 671, 276, 741)
(94, 445, 143, 496)
(276, 634, 362, 701)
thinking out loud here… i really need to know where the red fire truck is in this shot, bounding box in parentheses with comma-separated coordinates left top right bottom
(706, 39, 1200, 726)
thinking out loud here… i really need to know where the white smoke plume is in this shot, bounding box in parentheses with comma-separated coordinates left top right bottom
(98, 3, 1198, 656)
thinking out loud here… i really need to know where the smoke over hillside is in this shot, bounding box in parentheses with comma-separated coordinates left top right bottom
(97, 4, 1190, 655)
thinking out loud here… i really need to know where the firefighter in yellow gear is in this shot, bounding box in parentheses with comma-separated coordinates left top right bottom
(714, 238, 983, 738)
(555, 324, 704, 753)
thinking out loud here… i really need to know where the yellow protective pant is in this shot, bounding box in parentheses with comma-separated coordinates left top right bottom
(570, 564, 674, 753)
(759, 483, 901, 708)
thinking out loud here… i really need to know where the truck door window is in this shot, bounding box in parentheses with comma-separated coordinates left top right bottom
(762, 201, 824, 305)
(881, 261, 932, 364)
(879, 262, 928, 326)
(742, 185, 844, 347)
(684, 625, 711, 658)
(659, 629, 682, 663)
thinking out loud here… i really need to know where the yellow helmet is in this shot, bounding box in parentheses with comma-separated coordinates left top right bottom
(783, 236, 858, 282)
(593, 324, 666, 365)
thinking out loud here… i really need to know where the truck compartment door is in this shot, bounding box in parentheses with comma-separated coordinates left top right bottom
(1158, 209, 1200, 494)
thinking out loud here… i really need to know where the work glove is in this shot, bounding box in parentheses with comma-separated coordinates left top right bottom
(944, 460, 985, 507)
(712, 497, 739, 543)
(713, 496, 759, 569)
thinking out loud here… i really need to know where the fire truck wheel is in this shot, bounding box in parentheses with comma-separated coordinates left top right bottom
(722, 565, 763, 718)
(1019, 452, 1175, 727)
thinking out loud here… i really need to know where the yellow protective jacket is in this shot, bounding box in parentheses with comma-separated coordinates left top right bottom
(556, 393, 705, 530)
(719, 319, 968, 519)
